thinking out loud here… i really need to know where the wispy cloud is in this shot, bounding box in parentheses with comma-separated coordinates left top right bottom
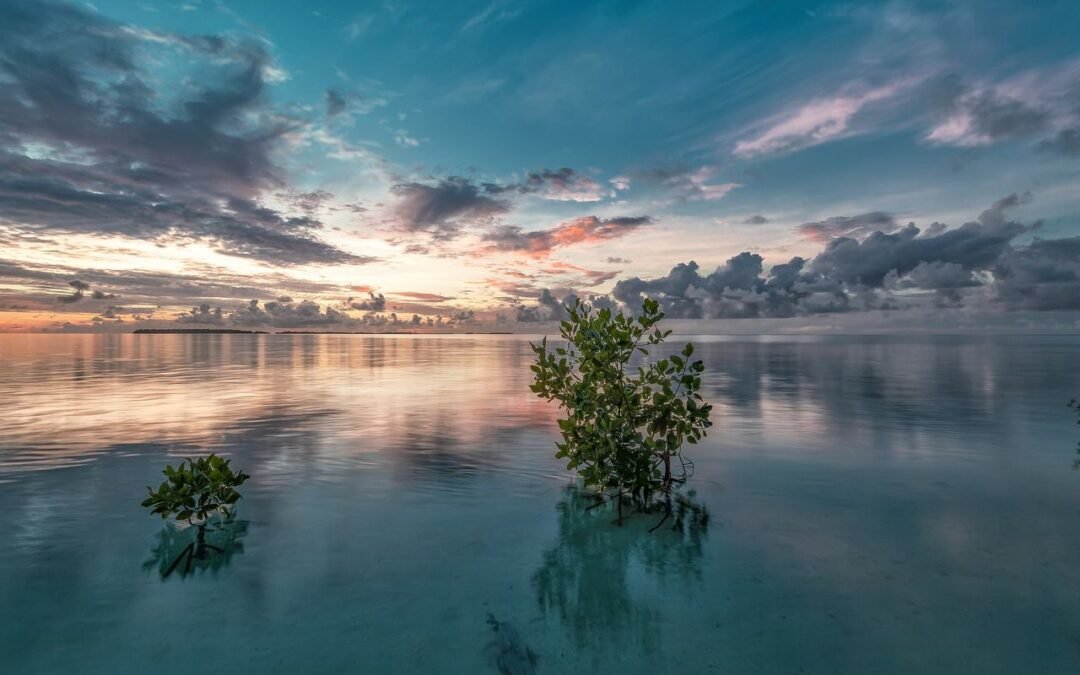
(629, 166, 739, 202)
(733, 83, 906, 158)
(442, 77, 506, 103)
(461, 2, 520, 33)
(924, 63, 1080, 148)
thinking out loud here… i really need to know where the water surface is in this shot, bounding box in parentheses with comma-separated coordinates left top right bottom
(1, 334, 1079, 674)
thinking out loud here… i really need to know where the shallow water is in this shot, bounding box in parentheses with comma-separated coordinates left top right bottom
(1, 333, 1079, 674)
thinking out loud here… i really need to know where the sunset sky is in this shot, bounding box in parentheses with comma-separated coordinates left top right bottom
(0, 0, 1078, 331)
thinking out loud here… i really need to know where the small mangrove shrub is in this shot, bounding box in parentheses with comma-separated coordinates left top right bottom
(141, 454, 249, 576)
(530, 298, 712, 522)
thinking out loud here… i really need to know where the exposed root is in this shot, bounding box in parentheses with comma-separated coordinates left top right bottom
(648, 507, 672, 533)
(163, 542, 194, 578)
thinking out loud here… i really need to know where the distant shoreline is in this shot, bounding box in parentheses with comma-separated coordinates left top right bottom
(130, 328, 518, 335)
(133, 328, 268, 334)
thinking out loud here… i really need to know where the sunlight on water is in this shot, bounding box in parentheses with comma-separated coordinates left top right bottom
(1, 334, 1079, 674)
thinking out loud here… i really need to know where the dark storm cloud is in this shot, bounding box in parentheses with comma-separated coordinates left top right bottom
(796, 212, 899, 242)
(511, 193, 1073, 321)
(481, 216, 652, 257)
(1037, 129, 1080, 157)
(391, 177, 511, 237)
(808, 194, 1032, 287)
(889, 261, 979, 308)
(993, 236, 1080, 310)
(0, 0, 368, 265)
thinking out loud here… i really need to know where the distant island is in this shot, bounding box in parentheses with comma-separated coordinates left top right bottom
(275, 330, 417, 335)
(133, 328, 268, 334)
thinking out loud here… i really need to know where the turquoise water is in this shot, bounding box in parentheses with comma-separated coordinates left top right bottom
(1, 334, 1079, 674)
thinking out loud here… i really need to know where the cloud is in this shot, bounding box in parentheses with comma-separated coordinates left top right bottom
(228, 298, 353, 328)
(515, 288, 618, 322)
(593, 194, 1052, 319)
(927, 89, 1050, 147)
(631, 166, 740, 202)
(461, 2, 520, 33)
(388, 169, 621, 241)
(57, 279, 89, 304)
(177, 303, 225, 325)
(391, 177, 510, 237)
(348, 292, 386, 311)
(343, 13, 373, 40)
(325, 89, 348, 117)
(743, 215, 769, 225)
(480, 216, 652, 258)
(0, 0, 367, 266)
(173, 296, 488, 331)
(394, 129, 421, 147)
(1037, 128, 1080, 157)
(515, 289, 575, 322)
(484, 168, 610, 203)
(993, 236, 1080, 310)
(796, 212, 899, 242)
(807, 196, 1030, 288)
(442, 77, 506, 103)
(733, 84, 903, 157)
(923, 63, 1080, 149)
(0, 256, 347, 310)
(538, 260, 620, 286)
(54, 278, 118, 304)
(393, 291, 454, 302)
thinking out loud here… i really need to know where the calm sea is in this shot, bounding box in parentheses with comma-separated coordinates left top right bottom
(1, 333, 1079, 674)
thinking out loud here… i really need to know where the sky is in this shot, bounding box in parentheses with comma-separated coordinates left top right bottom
(0, 0, 1078, 332)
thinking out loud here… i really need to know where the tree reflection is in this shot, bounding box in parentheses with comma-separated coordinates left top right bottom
(531, 487, 708, 654)
(143, 518, 248, 579)
(1070, 398, 1080, 468)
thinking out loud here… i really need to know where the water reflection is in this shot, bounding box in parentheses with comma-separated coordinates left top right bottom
(532, 487, 708, 655)
(0, 334, 555, 476)
(1, 334, 1080, 673)
(687, 335, 1080, 462)
(143, 519, 248, 579)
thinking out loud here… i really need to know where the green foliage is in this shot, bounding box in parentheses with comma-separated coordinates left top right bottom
(141, 454, 249, 524)
(529, 298, 712, 510)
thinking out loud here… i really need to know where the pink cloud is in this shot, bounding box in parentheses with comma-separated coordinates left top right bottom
(733, 83, 903, 158)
